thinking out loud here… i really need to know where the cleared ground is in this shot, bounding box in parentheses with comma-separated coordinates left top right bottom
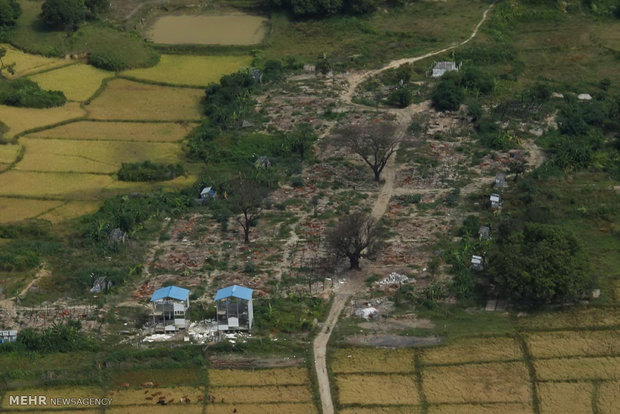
(122, 55, 252, 86)
(86, 79, 203, 121)
(29, 64, 113, 101)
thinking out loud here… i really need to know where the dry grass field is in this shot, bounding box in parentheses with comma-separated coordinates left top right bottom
(86, 79, 203, 121)
(0, 43, 67, 77)
(421, 337, 522, 365)
(335, 374, 419, 406)
(525, 330, 619, 358)
(29, 121, 197, 142)
(332, 348, 415, 373)
(122, 55, 252, 86)
(29, 64, 113, 101)
(0, 103, 86, 139)
(0, 197, 63, 223)
(538, 382, 593, 414)
(0, 170, 113, 199)
(209, 367, 309, 386)
(422, 362, 531, 404)
(16, 138, 181, 174)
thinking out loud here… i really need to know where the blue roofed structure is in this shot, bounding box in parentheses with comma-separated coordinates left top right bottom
(215, 285, 254, 331)
(150, 286, 190, 333)
(150, 285, 190, 302)
(215, 285, 253, 301)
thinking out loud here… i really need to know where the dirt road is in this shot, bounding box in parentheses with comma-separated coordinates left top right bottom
(313, 4, 496, 414)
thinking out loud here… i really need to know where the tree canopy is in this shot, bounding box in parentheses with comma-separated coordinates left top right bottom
(0, 0, 21, 26)
(41, 0, 87, 28)
(488, 223, 591, 306)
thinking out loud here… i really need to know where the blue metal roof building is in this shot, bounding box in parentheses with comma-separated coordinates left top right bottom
(150, 286, 190, 333)
(215, 285, 253, 301)
(215, 285, 254, 331)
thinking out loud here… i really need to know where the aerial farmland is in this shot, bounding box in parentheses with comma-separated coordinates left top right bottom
(0, 0, 618, 413)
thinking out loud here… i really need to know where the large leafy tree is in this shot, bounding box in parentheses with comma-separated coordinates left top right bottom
(326, 212, 383, 270)
(41, 0, 87, 28)
(0, 0, 21, 26)
(488, 223, 591, 306)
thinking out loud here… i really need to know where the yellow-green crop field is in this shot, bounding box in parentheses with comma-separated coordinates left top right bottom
(426, 403, 532, 414)
(122, 55, 252, 86)
(0, 170, 113, 199)
(29, 64, 113, 101)
(0, 197, 63, 223)
(0, 43, 67, 78)
(332, 308, 620, 414)
(0, 103, 86, 139)
(538, 382, 593, 414)
(209, 367, 309, 386)
(210, 385, 312, 403)
(0, 144, 21, 164)
(86, 79, 203, 121)
(38, 200, 102, 223)
(110, 368, 203, 388)
(109, 386, 204, 406)
(525, 330, 619, 358)
(16, 138, 181, 174)
(422, 361, 531, 404)
(203, 403, 317, 414)
(332, 348, 415, 373)
(421, 336, 522, 365)
(336, 374, 420, 406)
(107, 407, 203, 414)
(29, 121, 197, 142)
(534, 356, 620, 381)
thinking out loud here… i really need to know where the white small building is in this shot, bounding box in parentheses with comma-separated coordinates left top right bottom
(0, 330, 17, 344)
(495, 173, 506, 189)
(200, 186, 215, 199)
(150, 286, 190, 333)
(471, 255, 484, 271)
(490, 193, 502, 209)
(215, 285, 254, 331)
(432, 61, 460, 78)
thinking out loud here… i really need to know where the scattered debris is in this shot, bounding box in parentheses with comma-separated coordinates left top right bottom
(354, 306, 379, 320)
(577, 93, 592, 101)
(379, 272, 409, 286)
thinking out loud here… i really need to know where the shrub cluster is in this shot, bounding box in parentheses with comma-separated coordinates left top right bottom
(268, 0, 378, 17)
(117, 161, 184, 182)
(0, 0, 20, 26)
(0, 78, 66, 108)
(431, 67, 495, 112)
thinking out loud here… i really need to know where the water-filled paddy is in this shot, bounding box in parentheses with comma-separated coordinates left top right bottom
(146, 14, 268, 45)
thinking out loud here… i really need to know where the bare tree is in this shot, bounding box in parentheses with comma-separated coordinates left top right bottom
(338, 121, 400, 182)
(229, 177, 268, 243)
(326, 213, 382, 270)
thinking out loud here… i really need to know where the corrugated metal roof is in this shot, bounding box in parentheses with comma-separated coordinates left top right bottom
(150, 286, 190, 302)
(215, 285, 253, 301)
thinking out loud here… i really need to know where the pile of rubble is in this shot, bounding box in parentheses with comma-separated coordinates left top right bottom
(379, 272, 410, 286)
(187, 320, 218, 344)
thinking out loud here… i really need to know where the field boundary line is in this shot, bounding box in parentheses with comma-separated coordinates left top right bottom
(414, 349, 429, 413)
(418, 358, 525, 368)
(516, 334, 541, 414)
(591, 379, 602, 414)
(118, 75, 210, 90)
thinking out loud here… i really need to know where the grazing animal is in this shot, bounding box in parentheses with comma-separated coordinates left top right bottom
(122, 383, 130, 389)
(156, 399, 166, 405)
(145, 397, 153, 401)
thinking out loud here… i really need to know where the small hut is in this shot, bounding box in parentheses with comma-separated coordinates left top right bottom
(479, 225, 490, 240)
(200, 186, 215, 199)
(215, 285, 254, 331)
(490, 193, 502, 209)
(471, 255, 484, 271)
(0, 330, 17, 344)
(150, 286, 190, 333)
(431, 61, 460, 78)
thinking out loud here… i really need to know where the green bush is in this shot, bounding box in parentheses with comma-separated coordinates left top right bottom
(88, 51, 124, 71)
(0, 78, 66, 108)
(386, 87, 413, 108)
(0, 0, 21, 26)
(41, 0, 87, 28)
(17, 320, 97, 353)
(117, 161, 184, 182)
(431, 73, 464, 111)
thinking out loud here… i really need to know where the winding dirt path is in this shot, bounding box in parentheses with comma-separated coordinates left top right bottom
(312, 4, 496, 414)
